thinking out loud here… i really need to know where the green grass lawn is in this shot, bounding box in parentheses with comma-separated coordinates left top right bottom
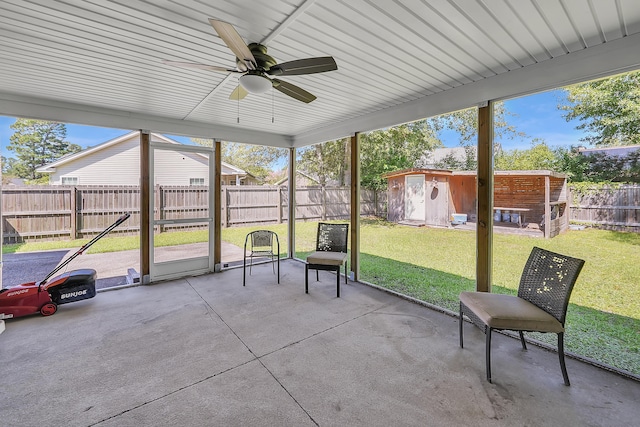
(4, 220, 639, 376)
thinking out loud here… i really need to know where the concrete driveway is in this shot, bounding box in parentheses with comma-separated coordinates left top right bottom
(2, 242, 245, 290)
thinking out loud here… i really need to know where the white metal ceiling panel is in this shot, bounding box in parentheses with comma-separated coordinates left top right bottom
(0, 0, 639, 147)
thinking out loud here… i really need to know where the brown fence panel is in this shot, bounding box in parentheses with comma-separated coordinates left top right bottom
(569, 185, 640, 231)
(76, 186, 140, 237)
(2, 185, 389, 243)
(160, 185, 209, 232)
(2, 186, 72, 243)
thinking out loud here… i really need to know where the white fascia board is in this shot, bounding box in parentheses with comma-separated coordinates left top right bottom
(0, 94, 293, 148)
(293, 32, 640, 148)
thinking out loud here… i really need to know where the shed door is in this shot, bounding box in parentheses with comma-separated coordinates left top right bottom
(426, 178, 449, 226)
(405, 175, 425, 221)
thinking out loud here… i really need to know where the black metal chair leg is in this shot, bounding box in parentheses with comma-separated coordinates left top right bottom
(558, 332, 570, 386)
(486, 327, 492, 383)
(459, 303, 464, 348)
(519, 331, 527, 350)
(305, 264, 309, 293)
(243, 255, 246, 286)
(316, 270, 319, 281)
(336, 266, 340, 297)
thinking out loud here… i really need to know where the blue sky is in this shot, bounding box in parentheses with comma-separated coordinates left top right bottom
(0, 89, 583, 162)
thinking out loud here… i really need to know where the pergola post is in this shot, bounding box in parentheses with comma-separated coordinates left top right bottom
(287, 147, 296, 259)
(140, 130, 150, 284)
(350, 133, 360, 281)
(214, 139, 222, 271)
(476, 103, 494, 293)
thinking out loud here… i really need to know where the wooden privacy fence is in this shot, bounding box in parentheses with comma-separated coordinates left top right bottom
(569, 184, 640, 232)
(2, 185, 387, 243)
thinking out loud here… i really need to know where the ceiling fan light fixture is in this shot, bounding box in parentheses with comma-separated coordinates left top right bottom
(239, 73, 272, 93)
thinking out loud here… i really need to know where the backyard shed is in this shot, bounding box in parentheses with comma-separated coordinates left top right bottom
(384, 169, 569, 238)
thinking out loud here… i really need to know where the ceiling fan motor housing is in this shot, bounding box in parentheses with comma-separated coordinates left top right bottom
(237, 43, 277, 71)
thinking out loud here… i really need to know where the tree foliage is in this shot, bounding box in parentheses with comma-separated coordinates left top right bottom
(554, 147, 640, 183)
(192, 138, 287, 183)
(359, 120, 443, 190)
(560, 71, 640, 146)
(427, 102, 527, 145)
(297, 138, 350, 186)
(7, 119, 81, 181)
(495, 139, 557, 171)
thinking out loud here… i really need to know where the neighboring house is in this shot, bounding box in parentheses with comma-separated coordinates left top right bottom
(36, 131, 257, 186)
(578, 145, 640, 158)
(3, 178, 25, 186)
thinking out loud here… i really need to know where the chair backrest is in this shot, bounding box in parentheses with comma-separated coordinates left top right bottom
(315, 223, 349, 253)
(518, 247, 585, 325)
(249, 230, 274, 249)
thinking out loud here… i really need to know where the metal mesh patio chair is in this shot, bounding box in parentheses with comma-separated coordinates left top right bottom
(305, 222, 349, 297)
(459, 247, 585, 385)
(243, 230, 279, 286)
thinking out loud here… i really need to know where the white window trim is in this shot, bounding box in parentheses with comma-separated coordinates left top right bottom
(61, 176, 78, 185)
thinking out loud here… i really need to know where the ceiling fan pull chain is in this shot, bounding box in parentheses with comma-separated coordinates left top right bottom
(237, 84, 240, 123)
(272, 87, 275, 123)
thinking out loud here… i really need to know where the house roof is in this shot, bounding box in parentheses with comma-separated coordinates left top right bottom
(1, 2, 639, 149)
(579, 145, 640, 156)
(36, 131, 249, 176)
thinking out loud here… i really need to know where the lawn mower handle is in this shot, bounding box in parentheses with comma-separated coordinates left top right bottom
(40, 213, 131, 285)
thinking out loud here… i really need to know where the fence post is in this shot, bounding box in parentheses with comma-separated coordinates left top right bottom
(70, 187, 77, 239)
(321, 185, 327, 220)
(277, 186, 283, 223)
(155, 185, 163, 233)
(222, 187, 228, 228)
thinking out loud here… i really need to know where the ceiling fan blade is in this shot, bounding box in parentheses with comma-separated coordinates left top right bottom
(272, 79, 316, 103)
(268, 57, 337, 76)
(229, 84, 249, 100)
(162, 60, 239, 73)
(208, 18, 256, 69)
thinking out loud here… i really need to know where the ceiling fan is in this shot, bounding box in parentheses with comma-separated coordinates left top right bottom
(163, 19, 337, 103)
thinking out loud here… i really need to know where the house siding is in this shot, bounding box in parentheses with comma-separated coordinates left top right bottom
(51, 136, 142, 185)
(46, 133, 251, 186)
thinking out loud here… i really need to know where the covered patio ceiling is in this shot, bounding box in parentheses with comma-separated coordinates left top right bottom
(1, 0, 640, 148)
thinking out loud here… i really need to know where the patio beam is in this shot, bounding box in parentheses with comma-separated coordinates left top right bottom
(476, 103, 493, 293)
(214, 139, 222, 271)
(350, 133, 360, 281)
(140, 130, 150, 284)
(288, 147, 296, 258)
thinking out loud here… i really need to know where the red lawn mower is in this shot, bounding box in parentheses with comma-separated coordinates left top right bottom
(0, 213, 130, 320)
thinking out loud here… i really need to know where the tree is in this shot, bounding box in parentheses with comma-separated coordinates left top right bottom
(7, 119, 81, 181)
(427, 102, 527, 145)
(560, 70, 640, 146)
(192, 138, 287, 182)
(297, 138, 350, 187)
(554, 146, 640, 183)
(494, 139, 557, 171)
(360, 120, 442, 190)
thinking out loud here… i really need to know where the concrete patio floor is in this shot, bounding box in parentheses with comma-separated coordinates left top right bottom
(1, 260, 638, 426)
